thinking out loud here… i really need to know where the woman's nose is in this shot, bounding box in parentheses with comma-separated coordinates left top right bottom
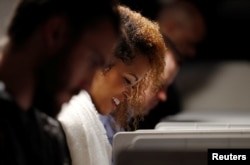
(123, 87, 132, 100)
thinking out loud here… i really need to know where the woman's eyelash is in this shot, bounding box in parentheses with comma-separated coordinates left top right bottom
(124, 78, 131, 85)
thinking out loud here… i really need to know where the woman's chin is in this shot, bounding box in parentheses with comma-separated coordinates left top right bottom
(98, 107, 112, 115)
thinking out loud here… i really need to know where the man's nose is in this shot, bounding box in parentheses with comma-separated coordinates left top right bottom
(157, 90, 167, 102)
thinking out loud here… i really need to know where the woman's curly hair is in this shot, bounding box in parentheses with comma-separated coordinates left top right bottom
(111, 5, 167, 129)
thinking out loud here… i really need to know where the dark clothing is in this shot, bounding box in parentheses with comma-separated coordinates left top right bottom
(0, 88, 71, 165)
(133, 84, 182, 129)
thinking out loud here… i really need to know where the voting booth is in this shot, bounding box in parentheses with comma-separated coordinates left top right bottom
(113, 128, 250, 165)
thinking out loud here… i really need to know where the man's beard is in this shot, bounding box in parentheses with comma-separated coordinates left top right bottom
(33, 87, 60, 118)
(33, 50, 67, 118)
(33, 69, 60, 118)
(32, 40, 74, 118)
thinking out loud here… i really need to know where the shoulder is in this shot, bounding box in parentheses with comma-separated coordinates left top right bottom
(35, 110, 72, 164)
(36, 110, 64, 139)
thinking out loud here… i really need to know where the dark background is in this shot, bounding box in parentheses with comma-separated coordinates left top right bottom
(119, 0, 250, 62)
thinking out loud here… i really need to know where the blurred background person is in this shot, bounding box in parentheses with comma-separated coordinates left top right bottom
(0, 0, 121, 164)
(128, 0, 206, 129)
(142, 37, 181, 117)
(157, 0, 205, 58)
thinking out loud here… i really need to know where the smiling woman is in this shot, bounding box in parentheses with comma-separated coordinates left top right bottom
(90, 51, 150, 115)
(57, 5, 166, 165)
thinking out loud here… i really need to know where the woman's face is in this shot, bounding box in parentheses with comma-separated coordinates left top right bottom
(90, 54, 150, 115)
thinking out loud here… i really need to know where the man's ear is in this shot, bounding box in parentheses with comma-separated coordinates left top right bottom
(43, 16, 69, 51)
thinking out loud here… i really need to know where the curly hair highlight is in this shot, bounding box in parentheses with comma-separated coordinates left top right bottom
(112, 5, 166, 129)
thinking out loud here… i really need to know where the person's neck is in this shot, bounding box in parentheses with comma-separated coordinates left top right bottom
(0, 42, 38, 111)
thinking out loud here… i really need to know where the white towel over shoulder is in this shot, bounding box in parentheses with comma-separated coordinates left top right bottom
(58, 90, 112, 165)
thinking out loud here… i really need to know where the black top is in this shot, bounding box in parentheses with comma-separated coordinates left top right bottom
(0, 84, 71, 165)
